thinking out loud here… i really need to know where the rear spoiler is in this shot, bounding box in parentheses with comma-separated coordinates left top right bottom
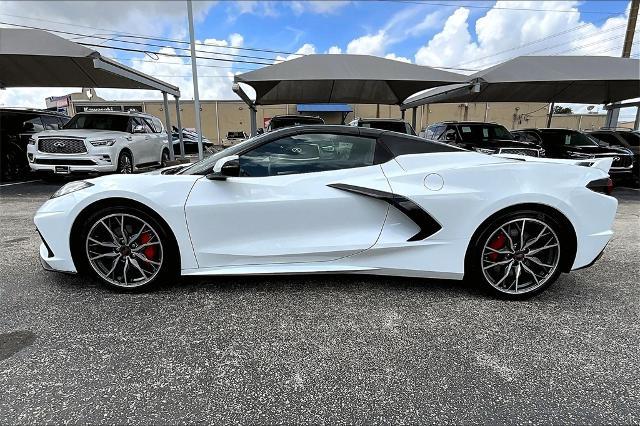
(495, 154, 613, 173)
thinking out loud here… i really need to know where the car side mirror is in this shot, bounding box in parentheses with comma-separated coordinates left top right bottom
(445, 132, 456, 141)
(132, 125, 145, 133)
(207, 155, 240, 181)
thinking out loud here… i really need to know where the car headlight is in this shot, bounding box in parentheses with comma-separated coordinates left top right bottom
(28, 137, 36, 145)
(567, 151, 595, 159)
(474, 147, 498, 155)
(51, 181, 94, 199)
(90, 139, 116, 147)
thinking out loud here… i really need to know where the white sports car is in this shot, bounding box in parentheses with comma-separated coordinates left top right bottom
(34, 125, 617, 298)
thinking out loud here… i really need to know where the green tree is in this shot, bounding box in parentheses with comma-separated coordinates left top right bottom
(553, 106, 573, 114)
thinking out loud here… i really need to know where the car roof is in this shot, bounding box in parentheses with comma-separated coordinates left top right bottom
(74, 110, 155, 118)
(0, 107, 69, 117)
(429, 121, 504, 126)
(270, 114, 323, 120)
(356, 118, 407, 122)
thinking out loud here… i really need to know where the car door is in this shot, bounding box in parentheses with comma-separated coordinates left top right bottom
(128, 117, 154, 165)
(184, 130, 391, 268)
(143, 117, 166, 162)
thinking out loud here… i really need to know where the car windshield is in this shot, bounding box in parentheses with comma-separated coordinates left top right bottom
(619, 132, 640, 147)
(64, 114, 130, 132)
(539, 130, 600, 147)
(178, 133, 270, 175)
(269, 117, 323, 130)
(457, 124, 514, 142)
(360, 121, 410, 134)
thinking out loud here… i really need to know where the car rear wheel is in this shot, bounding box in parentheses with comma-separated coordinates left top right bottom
(79, 207, 176, 290)
(468, 210, 564, 299)
(160, 149, 170, 168)
(117, 151, 133, 174)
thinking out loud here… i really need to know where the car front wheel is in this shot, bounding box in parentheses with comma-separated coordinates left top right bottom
(79, 206, 176, 290)
(116, 151, 133, 174)
(468, 210, 564, 299)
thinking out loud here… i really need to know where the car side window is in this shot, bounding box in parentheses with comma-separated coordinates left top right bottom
(239, 133, 377, 177)
(130, 117, 152, 133)
(20, 116, 44, 133)
(440, 125, 457, 142)
(41, 115, 62, 130)
(590, 133, 619, 146)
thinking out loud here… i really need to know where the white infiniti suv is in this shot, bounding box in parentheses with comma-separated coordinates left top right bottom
(27, 111, 171, 178)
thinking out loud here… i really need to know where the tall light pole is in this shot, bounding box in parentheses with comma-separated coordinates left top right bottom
(187, 0, 204, 160)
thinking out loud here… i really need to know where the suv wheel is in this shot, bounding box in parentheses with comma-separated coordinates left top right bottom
(160, 149, 170, 168)
(117, 151, 133, 174)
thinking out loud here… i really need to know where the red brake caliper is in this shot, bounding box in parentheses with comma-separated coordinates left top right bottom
(487, 233, 506, 261)
(139, 232, 157, 263)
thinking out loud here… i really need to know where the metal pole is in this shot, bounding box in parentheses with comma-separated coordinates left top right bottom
(401, 109, 405, 120)
(174, 96, 185, 159)
(547, 102, 555, 128)
(250, 107, 257, 136)
(187, 0, 204, 160)
(162, 92, 175, 161)
(634, 107, 640, 130)
(411, 107, 417, 129)
(215, 101, 221, 145)
(623, 0, 639, 57)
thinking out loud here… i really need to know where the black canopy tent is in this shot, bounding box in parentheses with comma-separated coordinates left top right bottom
(400, 56, 640, 127)
(233, 54, 467, 134)
(0, 28, 186, 159)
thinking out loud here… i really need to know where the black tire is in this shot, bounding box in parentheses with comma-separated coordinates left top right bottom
(466, 209, 566, 300)
(1, 144, 27, 182)
(160, 149, 170, 168)
(116, 151, 134, 174)
(78, 206, 178, 291)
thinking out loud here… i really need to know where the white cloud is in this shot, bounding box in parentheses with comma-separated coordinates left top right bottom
(0, 1, 215, 37)
(327, 46, 342, 54)
(384, 53, 412, 63)
(346, 31, 387, 55)
(275, 43, 316, 62)
(289, 1, 350, 15)
(414, 1, 638, 69)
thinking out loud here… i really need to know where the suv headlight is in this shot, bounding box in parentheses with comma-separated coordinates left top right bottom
(28, 137, 36, 145)
(90, 139, 116, 147)
(474, 147, 498, 155)
(51, 181, 94, 199)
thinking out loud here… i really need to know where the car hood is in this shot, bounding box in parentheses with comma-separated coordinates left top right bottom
(36, 129, 128, 139)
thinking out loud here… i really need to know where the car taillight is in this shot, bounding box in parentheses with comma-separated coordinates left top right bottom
(587, 177, 614, 195)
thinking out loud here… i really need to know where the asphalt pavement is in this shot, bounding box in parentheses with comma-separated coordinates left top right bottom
(0, 180, 639, 424)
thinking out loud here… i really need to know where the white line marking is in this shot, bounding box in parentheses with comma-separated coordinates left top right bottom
(0, 180, 40, 187)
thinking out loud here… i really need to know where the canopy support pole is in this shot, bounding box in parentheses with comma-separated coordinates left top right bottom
(605, 107, 620, 128)
(187, 0, 204, 161)
(401, 109, 405, 120)
(634, 107, 640, 130)
(174, 96, 185, 159)
(162, 92, 174, 161)
(547, 102, 555, 128)
(233, 83, 258, 136)
(411, 107, 417, 129)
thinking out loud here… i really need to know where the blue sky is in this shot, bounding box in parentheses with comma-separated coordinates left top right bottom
(0, 1, 636, 118)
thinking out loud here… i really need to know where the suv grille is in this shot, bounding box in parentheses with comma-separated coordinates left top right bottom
(498, 148, 540, 157)
(594, 153, 633, 168)
(38, 138, 87, 154)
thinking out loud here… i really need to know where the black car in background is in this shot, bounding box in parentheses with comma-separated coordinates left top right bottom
(587, 128, 639, 184)
(266, 115, 325, 132)
(423, 121, 545, 157)
(512, 128, 635, 181)
(348, 118, 416, 135)
(0, 108, 70, 181)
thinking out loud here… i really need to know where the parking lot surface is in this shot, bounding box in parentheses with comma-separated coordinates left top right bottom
(1, 180, 639, 424)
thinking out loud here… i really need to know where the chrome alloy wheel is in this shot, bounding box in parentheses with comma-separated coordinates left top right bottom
(118, 154, 133, 174)
(481, 218, 561, 295)
(85, 213, 163, 288)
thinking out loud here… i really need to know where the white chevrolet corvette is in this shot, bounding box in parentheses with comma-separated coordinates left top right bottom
(34, 125, 617, 298)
